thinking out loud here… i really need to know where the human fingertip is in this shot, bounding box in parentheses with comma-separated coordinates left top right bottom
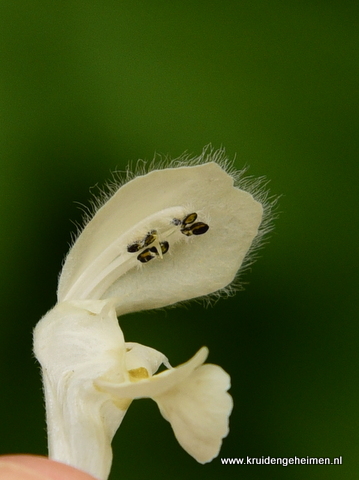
(0, 455, 97, 480)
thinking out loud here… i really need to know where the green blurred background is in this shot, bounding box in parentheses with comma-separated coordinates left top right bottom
(1, 1, 358, 479)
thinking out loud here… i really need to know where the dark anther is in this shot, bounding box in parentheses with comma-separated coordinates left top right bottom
(137, 247, 157, 263)
(182, 212, 198, 226)
(181, 222, 209, 236)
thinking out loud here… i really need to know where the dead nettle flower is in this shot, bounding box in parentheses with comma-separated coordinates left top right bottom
(33, 147, 274, 480)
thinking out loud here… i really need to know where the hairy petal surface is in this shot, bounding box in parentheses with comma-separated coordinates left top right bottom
(57, 161, 263, 315)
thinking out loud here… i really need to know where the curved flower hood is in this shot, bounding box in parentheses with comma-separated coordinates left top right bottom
(57, 161, 263, 314)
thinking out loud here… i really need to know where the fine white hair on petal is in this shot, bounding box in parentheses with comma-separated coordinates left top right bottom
(57, 146, 276, 313)
(77, 145, 276, 266)
(97, 146, 272, 227)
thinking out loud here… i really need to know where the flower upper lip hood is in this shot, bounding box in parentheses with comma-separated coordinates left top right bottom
(34, 149, 273, 480)
(57, 161, 263, 315)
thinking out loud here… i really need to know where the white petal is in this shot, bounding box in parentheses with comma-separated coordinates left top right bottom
(155, 364, 233, 464)
(33, 300, 128, 480)
(57, 159, 263, 315)
(96, 347, 232, 463)
(125, 342, 171, 376)
(95, 347, 209, 399)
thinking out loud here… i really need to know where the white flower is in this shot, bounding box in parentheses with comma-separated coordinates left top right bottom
(33, 149, 270, 480)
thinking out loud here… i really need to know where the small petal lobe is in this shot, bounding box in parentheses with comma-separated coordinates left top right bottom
(155, 364, 233, 463)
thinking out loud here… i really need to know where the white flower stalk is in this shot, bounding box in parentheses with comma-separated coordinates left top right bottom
(33, 148, 272, 480)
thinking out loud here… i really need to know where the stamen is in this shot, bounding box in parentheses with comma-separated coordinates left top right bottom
(143, 230, 157, 247)
(160, 241, 169, 254)
(181, 222, 209, 236)
(127, 230, 157, 253)
(137, 247, 158, 263)
(62, 206, 187, 301)
(61, 207, 209, 301)
(182, 212, 198, 225)
(127, 241, 144, 253)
